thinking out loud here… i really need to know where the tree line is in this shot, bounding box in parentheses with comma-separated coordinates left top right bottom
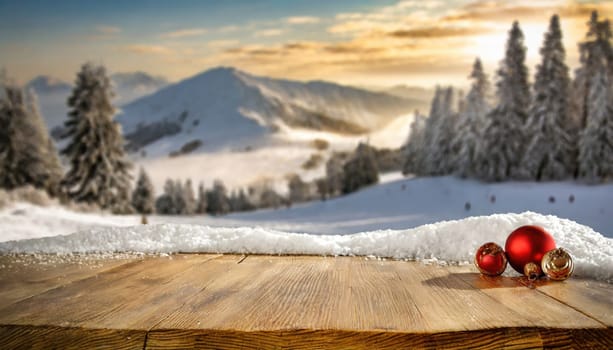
(404, 12, 612, 183)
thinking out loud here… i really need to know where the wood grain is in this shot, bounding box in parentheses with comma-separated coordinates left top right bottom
(0, 254, 239, 330)
(528, 277, 613, 326)
(0, 254, 141, 308)
(0, 324, 145, 350)
(0, 254, 611, 349)
(145, 327, 613, 350)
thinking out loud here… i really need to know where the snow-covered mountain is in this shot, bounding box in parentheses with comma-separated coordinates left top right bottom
(26, 72, 168, 130)
(117, 67, 418, 155)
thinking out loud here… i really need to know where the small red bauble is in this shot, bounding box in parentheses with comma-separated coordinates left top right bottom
(475, 242, 507, 276)
(505, 225, 556, 275)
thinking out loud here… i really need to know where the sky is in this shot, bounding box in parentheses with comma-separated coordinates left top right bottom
(1, 0, 612, 88)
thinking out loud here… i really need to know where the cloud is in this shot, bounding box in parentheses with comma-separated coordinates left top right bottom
(254, 29, 284, 37)
(286, 16, 320, 25)
(123, 44, 173, 55)
(207, 40, 241, 49)
(160, 28, 207, 39)
(442, 1, 613, 23)
(95, 25, 121, 35)
(388, 26, 491, 39)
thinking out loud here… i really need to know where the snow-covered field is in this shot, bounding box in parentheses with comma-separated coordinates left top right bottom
(1, 176, 611, 282)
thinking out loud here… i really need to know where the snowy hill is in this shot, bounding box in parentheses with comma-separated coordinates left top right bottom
(116, 67, 418, 155)
(27, 72, 168, 130)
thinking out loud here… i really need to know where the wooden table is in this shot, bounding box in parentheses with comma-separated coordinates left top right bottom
(0, 254, 611, 349)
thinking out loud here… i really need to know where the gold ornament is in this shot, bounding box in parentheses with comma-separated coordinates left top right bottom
(523, 262, 542, 281)
(541, 248, 574, 281)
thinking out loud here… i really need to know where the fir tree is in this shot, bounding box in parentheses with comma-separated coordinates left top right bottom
(172, 179, 186, 214)
(0, 84, 61, 195)
(236, 188, 255, 211)
(288, 174, 311, 203)
(453, 58, 490, 178)
(206, 180, 230, 215)
(61, 63, 133, 212)
(183, 179, 196, 215)
(259, 187, 285, 209)
(325, 152, 347, 196)
(578, 49, 613, 182)
(156, 179, 176, 215)
(402, 113, 427, 175)
(132, 167, 155, 214)
(420, 86, 443, 176)
(475, 22, 531, 181)
(342, 142, 379, 194)
(196, 182, 207, 214)
(429, 87, 457, 175)
(573, 11, 613, 129)
(521, 15, 576, 181)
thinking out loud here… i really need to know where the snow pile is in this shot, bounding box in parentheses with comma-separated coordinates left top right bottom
(1, 212, 611, 282)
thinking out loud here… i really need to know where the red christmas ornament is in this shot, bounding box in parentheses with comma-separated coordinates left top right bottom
(505, 225, 556, 276)
(474, 242, 507, 276)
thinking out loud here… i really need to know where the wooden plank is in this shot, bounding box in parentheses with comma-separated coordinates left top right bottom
(453, 270, 604, 328)
(0, 324, 145, 350)
(529, 277, 613, 326)
(147, 256, 609, 349)
(0, 254, 242, 330)
(1, 254, 611, 349)
(145, 328, 613, 350)
(0, 254, 141, 308)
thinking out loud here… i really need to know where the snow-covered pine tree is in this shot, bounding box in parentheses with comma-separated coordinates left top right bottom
(325, 152, 347, 196)
(183, 179, 196, 215)
(429, 87, 457, 175)
(236, 188, 255, 211)
(61, 63, 133, 212)
(342, 142, 379, 194)
(452, 58, 491, 178)
(26, 89, 64, 196)
(578, 47, 613, 183)
(132, 167, 155, 214)
(474, 21, 531, 181)
(402, 113, 427, 175)
(196, 182, 207, 214)
(572, 11, 613, 130)
(172, 179, 186, 215)
(0, 84, 61, 194)
(288, 174, 310, 203)
(155, 179, 176, 214)
(521, 15, 575, 181)
(206, 180, 230, 215)
(420, 86, 443, 176)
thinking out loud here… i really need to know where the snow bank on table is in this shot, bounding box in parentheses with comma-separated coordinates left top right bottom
(1, 212, 611, 282)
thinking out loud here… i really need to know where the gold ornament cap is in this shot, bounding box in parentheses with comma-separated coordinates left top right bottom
(523, 262, 542, 281)
(542, 248, 574, 281)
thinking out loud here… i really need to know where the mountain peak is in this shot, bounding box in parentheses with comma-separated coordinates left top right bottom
(26, 75, 72, 94)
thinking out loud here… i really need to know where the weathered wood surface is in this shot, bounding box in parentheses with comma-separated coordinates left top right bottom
(0, 254, 611, 349)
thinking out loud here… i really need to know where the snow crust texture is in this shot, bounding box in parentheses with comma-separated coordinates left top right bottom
(1, 212, 611, 282)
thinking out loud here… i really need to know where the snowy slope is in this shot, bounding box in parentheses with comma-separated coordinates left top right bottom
(116, 67, 417, 156)
(228, 176, 613, 236)
(1, 176, 611, 240)
(1, 212, 611, 282)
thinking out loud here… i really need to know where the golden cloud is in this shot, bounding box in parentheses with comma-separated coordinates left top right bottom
(286, 16, 320, 24)
(254, 29, 284, 37)
(123, 44, 173, 55)
(388, 26, 491, 39)
(160, 28, 207, 39)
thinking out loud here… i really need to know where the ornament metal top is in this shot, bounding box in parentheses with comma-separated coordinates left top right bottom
(541, 247, 574, 281)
